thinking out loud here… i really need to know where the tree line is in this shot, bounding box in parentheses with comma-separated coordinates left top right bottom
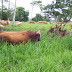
(0, 0, 29, 22)
(0, 0, 72, 22)
(31, 0, 72, 22)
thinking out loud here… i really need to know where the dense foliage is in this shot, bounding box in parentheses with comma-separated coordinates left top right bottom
(0, 6, 29, 21)
(43, 0, 72, 22)
(15, 7, 29, 21)
(32, 13, 50, 22)
(0, 7, 8, 20)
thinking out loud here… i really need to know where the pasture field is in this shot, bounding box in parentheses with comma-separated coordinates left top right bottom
(0, 22, 72, 72)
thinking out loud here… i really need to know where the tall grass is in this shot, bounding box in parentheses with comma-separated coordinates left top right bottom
(0, 22, 72, 72)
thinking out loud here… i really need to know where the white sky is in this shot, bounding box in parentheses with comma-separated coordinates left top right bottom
(0, 0, 55, 19)
(10, 0, 55, 19)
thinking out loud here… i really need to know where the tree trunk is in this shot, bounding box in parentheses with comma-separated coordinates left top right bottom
(65, 0, 66, 3)
(11, 0, 16, 26)
(8, 0, 10, 22)
(31, 0, 35, 20)
(1, 0, 3, 20)
(31, 5, 33, 20)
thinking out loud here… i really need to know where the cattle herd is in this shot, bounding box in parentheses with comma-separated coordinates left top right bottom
(29, 21, 48, 24)
(0, 20, 72, 44)
(0, 20, 9, 31)
(0, 20, 23, 31)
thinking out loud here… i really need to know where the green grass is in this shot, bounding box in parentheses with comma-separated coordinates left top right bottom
(0, 22, 72, 72)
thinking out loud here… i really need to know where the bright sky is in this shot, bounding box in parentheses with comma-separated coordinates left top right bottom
(0, 0, 55, 19)
(11, 0, 55, 19)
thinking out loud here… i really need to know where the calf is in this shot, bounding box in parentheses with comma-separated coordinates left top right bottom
(0, 30, 41, 44)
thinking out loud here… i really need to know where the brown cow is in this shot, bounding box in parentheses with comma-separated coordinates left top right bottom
(56, 22, 64, 24)
(0, 30, 41, 44)
(38, 21, 43, 23)
(70, 23, 72, 28)
(43, 21, 48, 24)
(29, 21, 35, 24)
(47, 27, 56, 38)
(56, 24, 60, 30)
(49, 27, 56, 33)
(50, 22, 53, 25)
(38, 21, 48, 24)
(56, 22, 62, 24)
(59, 30, 67, 38)
(47, 27, 56, 35)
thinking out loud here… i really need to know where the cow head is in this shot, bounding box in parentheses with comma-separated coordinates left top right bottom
(48, 27, 55, 33)
(28, 30, 41, 42)
(36, 30, 41, 41)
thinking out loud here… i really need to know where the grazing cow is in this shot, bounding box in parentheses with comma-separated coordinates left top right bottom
(38, 21, 48, 24)
(56, 22, 64, 24)
(56, 24, 60, 30)
(29, 21, 35, 24)
(16, 21, 22, 25)
(56, 24, 60, 28)
(56, 22, 62, 24)
(50, 22, 53, 25)
(38, 21, 43, 23)
(47, 27, 56, 35)
(0, 30, 41, 44)
(59, 30, 67, 38)
(70, 23, 72, 28)
(49, 27, 55, 33)
(0, 25, 5, 31)
(47, 27, 56, 38)
(4, 20, 10, 24)
(43, 21, 48, 24)
(0, 20, 9, 26)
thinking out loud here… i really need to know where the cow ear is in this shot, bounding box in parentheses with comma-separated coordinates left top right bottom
(38, 30, 40, 34)
(37, 30, 41, 37)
